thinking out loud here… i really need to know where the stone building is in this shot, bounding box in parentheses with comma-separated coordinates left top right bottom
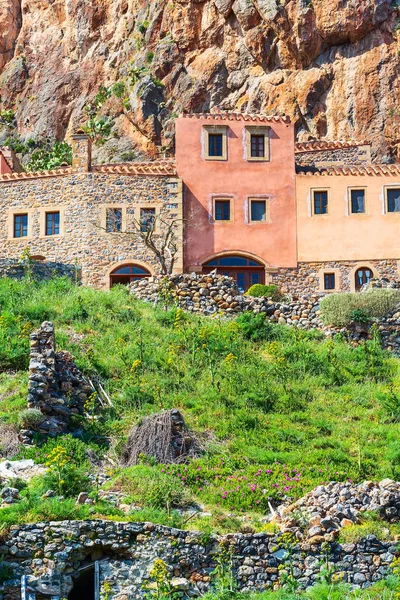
(0, 113, 400, 294)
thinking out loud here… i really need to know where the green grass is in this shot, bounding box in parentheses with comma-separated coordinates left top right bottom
(1, 277, 400, 528)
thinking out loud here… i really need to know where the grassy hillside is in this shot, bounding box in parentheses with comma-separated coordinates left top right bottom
(1, 277, 400, 531)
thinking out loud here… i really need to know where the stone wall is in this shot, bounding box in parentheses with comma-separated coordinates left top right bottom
(0, 258, 78, 282)
(295, 144, 371, 166)
(271, 260, 400, 296)
(0, 172, 183, 288)
(25, 322, 92, 439)
(0, 520, 397, 599)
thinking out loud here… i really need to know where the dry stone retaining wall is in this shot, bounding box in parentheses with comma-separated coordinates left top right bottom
(0, 520, 397, 599)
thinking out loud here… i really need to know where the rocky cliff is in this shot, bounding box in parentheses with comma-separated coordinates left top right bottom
(0, 0, 399, 161)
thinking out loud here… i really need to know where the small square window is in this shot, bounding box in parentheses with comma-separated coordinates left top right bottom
(350, 189, 365, 214)
(313, 191, 328, 215)
(13, 213, 28, 238)
(140, 208, 156, 232)
(387, 188, 400, 213)
(250, 200, 266, 222)
(324, 273, 335, 290)
(106, 208, 122, 232)
(246, 126, 270, 161)
(214, 199, 231, 221)
(45, 211, 60, 236)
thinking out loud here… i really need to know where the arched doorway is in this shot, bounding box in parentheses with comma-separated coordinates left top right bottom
(68, 564, 95, 600)
(355, 267, 372, 291)
(203, 255, 265, 292)
(110, 264, 151, 287)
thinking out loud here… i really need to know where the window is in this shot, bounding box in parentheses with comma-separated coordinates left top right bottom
(355, 267, 372, 291)
(387, 188, 400, 213)
(140, 208, 156, 232)
(214, 199, 231, 221)
(110, 264, 151, 287)
(204, 126, 227, 160)
(251, 135, 265, 158)
(106, 208, 122, 232)
(246, 126, 270, 161)
(209, 134, 223, 157)
(13, 213, 28, 238)
(350, 189, 365, 214)
(45, 211, 60, 236)
(313, 191, 328, 215)
(249, 199, 267, 222)
(324, 273, 335, 290)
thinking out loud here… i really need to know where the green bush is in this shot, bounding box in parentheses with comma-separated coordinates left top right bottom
(245, 284, 282, 300)
(320, 289, 400, 327)
(18, 409, 43, 430)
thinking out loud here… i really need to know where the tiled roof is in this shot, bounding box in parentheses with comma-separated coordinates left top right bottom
(0, 160, 177, 182)
(92, 160, 177, 176)
(0, 166, 73, 182)
(296, 164, 400, 176)
(295, 140, 369, 153)
(180, 112, 290, 124)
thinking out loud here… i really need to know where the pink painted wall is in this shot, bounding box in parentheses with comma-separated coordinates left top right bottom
(0, 154, 12, 175)
(176, 115, 297, 272)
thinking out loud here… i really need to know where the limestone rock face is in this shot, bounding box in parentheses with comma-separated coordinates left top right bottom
(0, 0, 398, 158)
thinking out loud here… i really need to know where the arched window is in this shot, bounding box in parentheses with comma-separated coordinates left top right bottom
(110, 264, 151, 287)
(203, 255, 265, 292)
(355, 267, 372, 291)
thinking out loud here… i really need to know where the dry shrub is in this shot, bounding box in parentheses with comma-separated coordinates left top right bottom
(320, 289, 400, 327)
(121, 409, 202, 466)
(0, 423, 20, 459)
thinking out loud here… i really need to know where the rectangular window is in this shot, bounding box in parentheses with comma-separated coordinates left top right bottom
(350, 189, 365, 214)
(106, 208, 122, 232)
(250, 199, 266, 222)
(208, 134, 223, 157)
(387, 188, 400, 213)
(45, 211, 60, 236)
(140, 208, 156, 232)
(214, 199, 231, 221)
(324, 273, 335, 290)
(246, 126, 270, 161)
(13, 213, 28, 238)
(313, 191, 328, 215)
(250, 135, 265, 158)
(204, 126, 227, 160)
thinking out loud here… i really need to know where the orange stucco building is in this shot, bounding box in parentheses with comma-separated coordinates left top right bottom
(0, 112, 400, 295)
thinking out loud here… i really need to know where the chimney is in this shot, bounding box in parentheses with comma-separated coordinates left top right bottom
(71, 131, 92, 172)
(0, 147, 23, 174)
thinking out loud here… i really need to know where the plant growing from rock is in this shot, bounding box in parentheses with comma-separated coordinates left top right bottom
(18, 408, 43, 430)
(210, 543, 236, 600)
(145, 558, 178, 600)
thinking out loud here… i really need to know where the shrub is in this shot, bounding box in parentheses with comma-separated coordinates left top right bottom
(18, 408, 43, 430)
(0, 423, 20, 458)
(236, 312, 278, 341)
(320, 289, 400, 327)
(245, 284, 283, 300)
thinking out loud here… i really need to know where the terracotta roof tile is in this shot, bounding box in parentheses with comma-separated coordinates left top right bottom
(180, 112, 290, 124)
(295, 140, 369, 153)
(92, 160, 177, 176)
(296, 164, 400, 176)
(0, 160, 177, 182)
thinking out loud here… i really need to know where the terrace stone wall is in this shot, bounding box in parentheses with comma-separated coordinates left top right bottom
(0, 520, 397, 599)
(0, 172, 183, 288)
(295, 144, 371, 166)
(271, 260, 400, 297)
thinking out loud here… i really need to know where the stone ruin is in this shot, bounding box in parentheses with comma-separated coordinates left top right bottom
(24, 321, 92, 441)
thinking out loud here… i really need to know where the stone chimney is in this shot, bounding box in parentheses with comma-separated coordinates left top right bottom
(71, 131, 92, 172)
